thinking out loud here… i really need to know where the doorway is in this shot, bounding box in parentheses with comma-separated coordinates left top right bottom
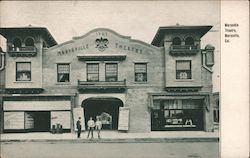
(82, 97, 123, 130)
(25, 111, 51, 132)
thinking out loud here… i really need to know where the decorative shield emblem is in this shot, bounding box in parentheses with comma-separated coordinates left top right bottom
(95, 37, 109, 52)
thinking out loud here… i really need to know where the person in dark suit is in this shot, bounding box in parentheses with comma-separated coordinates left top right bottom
(76, 117, 82, 138)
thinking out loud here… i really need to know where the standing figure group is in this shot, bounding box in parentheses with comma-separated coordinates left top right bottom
(76, 116, 102, 139)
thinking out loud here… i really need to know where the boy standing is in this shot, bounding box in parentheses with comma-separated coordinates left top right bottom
(87, 117, 95, 139)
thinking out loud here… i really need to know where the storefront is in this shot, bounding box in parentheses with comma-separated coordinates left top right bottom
(150, 95, 206, 131)
(3, 98, 72, 132)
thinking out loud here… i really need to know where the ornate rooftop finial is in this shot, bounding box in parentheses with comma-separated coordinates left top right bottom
(176, 23, 180, 26)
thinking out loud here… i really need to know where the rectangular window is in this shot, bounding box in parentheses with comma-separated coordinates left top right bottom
(57, 64, 70, 82)
(105, 63, 118, 81)
(16, 62, 31, 81)
(176, 60, 191, 79)
(87, 63, 99, 81)
(134, 63, 147, 82)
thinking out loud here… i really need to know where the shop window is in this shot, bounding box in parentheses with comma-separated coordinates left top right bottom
(57, 64, 70, 82)
(13, 38, 22, 49)
(151, 99, 203, 131)
(172, 37, 181, 45)
(87, 63, 99, 81)
(16, 62, 31, 81)
(176, 60, 191, 79)
(105, 63, 118, 81)
(134, 63, 147, 82)
(25, 38, 34, 47)
(185, 37, 194, 45)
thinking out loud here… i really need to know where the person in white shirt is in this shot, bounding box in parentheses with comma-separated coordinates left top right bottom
(87, 117, 95, 139)
(95, 117, 102, 139)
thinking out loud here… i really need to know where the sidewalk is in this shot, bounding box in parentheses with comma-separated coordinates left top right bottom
(0, 131, 219, 143)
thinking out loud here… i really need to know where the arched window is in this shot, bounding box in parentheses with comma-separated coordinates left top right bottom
(13, 38, 22, 48)
(185, 37, 194, 45)
(25, 38, 34, 47)
(172, 37, 181, 45)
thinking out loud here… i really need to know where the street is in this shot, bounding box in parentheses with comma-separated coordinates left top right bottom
(1, 141, 219, 158)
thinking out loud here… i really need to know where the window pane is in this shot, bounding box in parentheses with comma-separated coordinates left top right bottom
(87, 74, 99, 81)
(58, 74, 69, 82)
(153, 100, 160, 110)
(17, 63, 31, 71)
(87, 63, 99, 81)
(106, 63, 117, 81)
(135, 63, 147, 82)
(135, 63, 146, 73)
(87, 64, 98, 73)
(164, 100, 175, 109)
(176, 61, 190, 70)
(58, 64, 70, 73)
(135, 73, 147, 82)
(164, 110, 169, 118)
(16, 62, 31, 81)
(176, 61, 191, 79)
(57, 64, 70, 82)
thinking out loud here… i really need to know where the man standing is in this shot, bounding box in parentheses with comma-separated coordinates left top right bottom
(95, 116, 102, 139)
(87, 117, 95, 139)
(76, 117, 82, 138)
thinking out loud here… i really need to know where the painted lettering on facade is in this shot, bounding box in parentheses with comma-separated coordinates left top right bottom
(115, 43, 143, 54)
(96, 31, 108, 37)
(57, 44, 89, 56)
(57, 31, 147, 56)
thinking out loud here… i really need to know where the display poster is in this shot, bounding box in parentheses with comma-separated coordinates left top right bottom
(51, 111, 71, 129)
(118, 107, 129, 131)
(4, 112, 25, 129)
(73, 107, 85, 131)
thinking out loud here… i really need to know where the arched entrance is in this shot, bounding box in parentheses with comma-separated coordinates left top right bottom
(82, 97, 123, 130)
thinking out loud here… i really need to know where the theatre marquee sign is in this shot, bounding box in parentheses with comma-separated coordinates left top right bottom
(55, 29, 158, 57)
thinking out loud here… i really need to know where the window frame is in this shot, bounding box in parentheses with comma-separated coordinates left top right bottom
(16, 62, 31, 81)
(134, 63, 147, 82)
(57, 63, 70, 83)
(176, 60, 192, 80)
(87, 63, 99, 82)
(105, 63, 118, 82)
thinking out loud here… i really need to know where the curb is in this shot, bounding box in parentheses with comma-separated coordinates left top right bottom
(0, 137, 219, 143)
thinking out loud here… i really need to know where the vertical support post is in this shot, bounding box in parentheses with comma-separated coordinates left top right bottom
(70, 95, 75, 133)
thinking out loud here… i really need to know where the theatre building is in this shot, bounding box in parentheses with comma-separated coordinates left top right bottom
(0, 25, 215, 133)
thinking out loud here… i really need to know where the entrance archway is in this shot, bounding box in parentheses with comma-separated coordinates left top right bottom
(82, 97, 123, 130)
